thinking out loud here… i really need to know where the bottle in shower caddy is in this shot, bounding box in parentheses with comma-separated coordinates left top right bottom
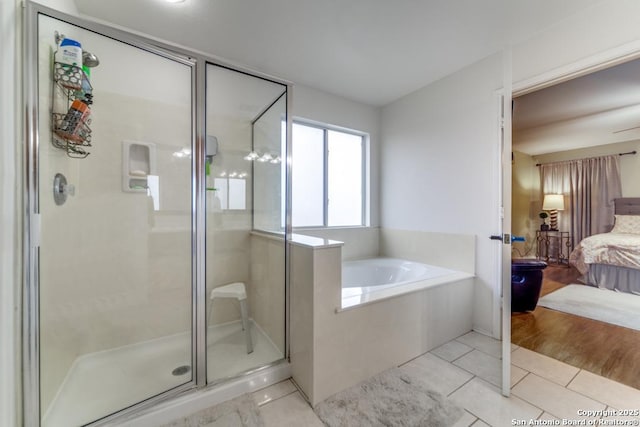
(55, 38, 83, 90)
(57, 38, 82, 68)
(57, 98, 91, 142)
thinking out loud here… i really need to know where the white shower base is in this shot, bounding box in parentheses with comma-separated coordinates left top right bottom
(43, 320, 282, 427)
(207, 320, 283, 381)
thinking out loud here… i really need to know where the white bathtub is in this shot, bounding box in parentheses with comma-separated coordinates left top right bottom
(341, 257, 470, 309)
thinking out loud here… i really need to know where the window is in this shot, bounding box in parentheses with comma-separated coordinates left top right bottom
(292, 121, 366, 227)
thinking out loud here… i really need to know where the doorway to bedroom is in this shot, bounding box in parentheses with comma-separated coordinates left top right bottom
(510, 55, 640, 391)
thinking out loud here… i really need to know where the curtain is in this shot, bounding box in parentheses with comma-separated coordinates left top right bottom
(540, 155, 622, 248)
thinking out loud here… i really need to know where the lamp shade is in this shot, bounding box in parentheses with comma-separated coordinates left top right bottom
(543, 194, 565, 211)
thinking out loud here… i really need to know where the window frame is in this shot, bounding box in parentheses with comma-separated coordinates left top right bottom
(292, 119, 368, 229)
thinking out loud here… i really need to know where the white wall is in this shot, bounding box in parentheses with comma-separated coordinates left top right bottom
(513, 1, 640, 88)
(381, 53, 504, 336)
(511, 151, 539, 258)
(0, 1, 21, 425)
(292, 85, 381, 227)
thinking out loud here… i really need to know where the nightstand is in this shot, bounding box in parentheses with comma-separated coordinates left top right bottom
(536, 230, 572, 265)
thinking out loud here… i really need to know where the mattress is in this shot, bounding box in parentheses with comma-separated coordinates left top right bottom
(570, 232, 640, 275)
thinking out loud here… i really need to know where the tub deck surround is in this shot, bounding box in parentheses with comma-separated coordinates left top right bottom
(289, 231, 476, 406)
(289, 233, 344, 249)
(248, 230, 345, 249)
(295, 226, 380, 260)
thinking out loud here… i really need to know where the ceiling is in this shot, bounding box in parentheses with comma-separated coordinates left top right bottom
(70, 0, 635, 156)
(513, 57, 640, 156)
(73, 0, 602, 107)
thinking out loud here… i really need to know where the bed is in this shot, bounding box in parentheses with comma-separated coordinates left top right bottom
(569, 198, 640, 295)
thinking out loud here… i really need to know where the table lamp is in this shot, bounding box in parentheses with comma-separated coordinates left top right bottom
(542, 194, 564, 231)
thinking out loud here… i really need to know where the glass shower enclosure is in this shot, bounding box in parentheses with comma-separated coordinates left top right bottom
(205, 64, 287, 384)
(24, 4, 290, 426)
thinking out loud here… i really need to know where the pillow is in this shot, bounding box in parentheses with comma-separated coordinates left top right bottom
(611, 215, 640, 234)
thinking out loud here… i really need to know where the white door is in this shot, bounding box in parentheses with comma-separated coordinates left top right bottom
(500, 52, 513, 397)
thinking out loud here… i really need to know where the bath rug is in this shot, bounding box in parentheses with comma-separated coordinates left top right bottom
(161, 393, 263, 427)
(538, 284, 640, 331)
(314, 368, 465, 427)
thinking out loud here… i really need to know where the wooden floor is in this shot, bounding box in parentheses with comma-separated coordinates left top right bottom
(511, 264, 640, 390)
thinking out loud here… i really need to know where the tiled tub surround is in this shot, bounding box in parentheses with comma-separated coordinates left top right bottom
(380, 228, 476, 274)
(248, 232, 286, 355)
(290, 231, 475, 405)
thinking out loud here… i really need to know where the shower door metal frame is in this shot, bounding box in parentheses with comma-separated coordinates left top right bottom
(23, 3, 199, 425)
(23, 2, 292, 426)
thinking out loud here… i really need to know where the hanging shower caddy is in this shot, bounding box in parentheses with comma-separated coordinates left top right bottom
(51, 32, 94, 158)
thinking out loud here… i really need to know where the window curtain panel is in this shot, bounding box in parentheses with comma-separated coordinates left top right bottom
(540, 155, 622, 248)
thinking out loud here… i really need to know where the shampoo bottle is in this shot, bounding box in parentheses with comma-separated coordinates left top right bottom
(57, 38, 82, 68)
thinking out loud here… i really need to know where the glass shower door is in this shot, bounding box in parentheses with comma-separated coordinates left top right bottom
(205, 63, 287, 382)
(35, 13, 195, 426)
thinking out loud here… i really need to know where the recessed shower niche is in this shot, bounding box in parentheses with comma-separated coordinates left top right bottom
(122, 140, 156, 192)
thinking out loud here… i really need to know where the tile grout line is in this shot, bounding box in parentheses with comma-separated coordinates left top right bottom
(513, 372, 610, 418)
(446, 373, 476, 398)
(438, 338, 621, 423)
(506, 374, 550, 423)
(450, 346, 475, 363)
(561, 378, 619, 411)
(446, 373, 490, 426)
(453, 338, 502, 361)
(510, 370, 530, 389)
(428, 345, 474, 364)
(457, 371, 549, 427)
(565, 368, 640, 409)
(565, 368, 581, 389)
(510, 348, 587, 388)
(451, 349, 506, 388)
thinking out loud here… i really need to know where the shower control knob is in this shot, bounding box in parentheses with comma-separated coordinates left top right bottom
(63, 183, 76, 196)
(53, 173, 75, 205)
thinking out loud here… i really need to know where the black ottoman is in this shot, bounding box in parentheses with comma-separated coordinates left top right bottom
(511, 259, 547, 312)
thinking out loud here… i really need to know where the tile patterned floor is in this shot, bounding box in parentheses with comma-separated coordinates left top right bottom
(251, 332, 640, 426)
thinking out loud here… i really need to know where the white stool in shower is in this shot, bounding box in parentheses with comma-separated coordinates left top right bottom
(207, 282, 253, 354)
